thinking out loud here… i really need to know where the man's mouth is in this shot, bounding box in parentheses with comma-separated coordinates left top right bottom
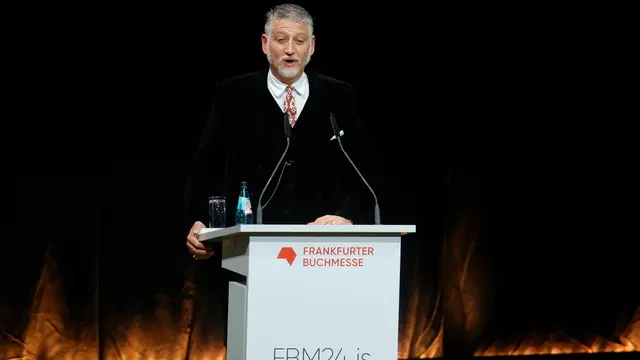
(283, 59, 298, 66)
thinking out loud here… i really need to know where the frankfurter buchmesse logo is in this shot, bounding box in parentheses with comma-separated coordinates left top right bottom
(277, 246, 375, 267)
(277, 247, 297, 265)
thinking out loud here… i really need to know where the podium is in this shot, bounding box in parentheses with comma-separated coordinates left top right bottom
(199, 224, 416, 360)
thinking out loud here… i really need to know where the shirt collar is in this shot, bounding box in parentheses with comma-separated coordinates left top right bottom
(268, 68, 308, 97)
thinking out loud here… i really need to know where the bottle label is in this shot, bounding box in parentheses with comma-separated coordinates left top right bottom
(244, 198, 253, 215)
(238, 196, 253, 215)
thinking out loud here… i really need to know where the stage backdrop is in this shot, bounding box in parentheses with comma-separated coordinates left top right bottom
(3, 0, 639, 359)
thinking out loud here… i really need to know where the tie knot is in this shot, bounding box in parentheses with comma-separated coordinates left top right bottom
(286, 85, 295, 94)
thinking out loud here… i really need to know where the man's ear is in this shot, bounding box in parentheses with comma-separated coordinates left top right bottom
(310, 35, 316, 56)
(261, 34, 269, 55)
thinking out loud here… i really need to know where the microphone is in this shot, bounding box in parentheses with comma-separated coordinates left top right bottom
(256, 112, 292, 224)
(329, 112, 381, 225)
(284, 111, 292, 139)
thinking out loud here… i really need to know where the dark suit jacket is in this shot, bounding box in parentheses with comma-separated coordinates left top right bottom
(183, 68, 377, 229)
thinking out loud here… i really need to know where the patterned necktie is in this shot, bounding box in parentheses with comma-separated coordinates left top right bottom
(284, 85, 297, 127)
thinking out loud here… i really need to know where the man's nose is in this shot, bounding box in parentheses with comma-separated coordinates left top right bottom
(284, 41, 295, 55)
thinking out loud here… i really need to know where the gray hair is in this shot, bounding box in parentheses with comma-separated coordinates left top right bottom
(264, 3, 314, 36)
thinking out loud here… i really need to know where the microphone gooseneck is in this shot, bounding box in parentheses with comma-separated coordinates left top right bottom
(329, 112, 381, 225)
(256, 112, 292, 224)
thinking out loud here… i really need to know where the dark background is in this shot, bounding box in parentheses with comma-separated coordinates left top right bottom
(4, 0, 639, 358)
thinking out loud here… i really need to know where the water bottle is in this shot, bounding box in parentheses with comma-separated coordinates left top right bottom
(235, 181, 254, 224)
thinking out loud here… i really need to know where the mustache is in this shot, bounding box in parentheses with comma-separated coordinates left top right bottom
(280, 56, 300, 61)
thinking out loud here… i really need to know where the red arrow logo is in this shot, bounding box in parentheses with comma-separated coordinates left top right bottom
(277, 247, 297, 265)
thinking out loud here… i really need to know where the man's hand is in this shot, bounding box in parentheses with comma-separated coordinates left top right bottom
(186, 221, 214, 260)
(308, 215, 353, 225)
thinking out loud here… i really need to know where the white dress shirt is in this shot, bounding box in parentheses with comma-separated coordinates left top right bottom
(267, 69, 309, 125)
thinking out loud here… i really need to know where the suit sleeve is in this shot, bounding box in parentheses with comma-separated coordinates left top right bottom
(334, 84, 380, 224)
(183, 84, 229, 231)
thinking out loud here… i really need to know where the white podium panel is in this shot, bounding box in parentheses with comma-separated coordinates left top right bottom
(199, 225, 415, 360)
(246, 236, 401, 360)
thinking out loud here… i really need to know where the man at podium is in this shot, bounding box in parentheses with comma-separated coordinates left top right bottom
(184, 3, 378, 260)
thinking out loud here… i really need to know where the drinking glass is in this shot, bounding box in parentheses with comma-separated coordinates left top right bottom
(208, 196, 227, 228)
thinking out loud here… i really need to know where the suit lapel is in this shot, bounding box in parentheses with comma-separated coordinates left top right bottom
(298, 73, 320, 121)
(291, 72, 324, 134)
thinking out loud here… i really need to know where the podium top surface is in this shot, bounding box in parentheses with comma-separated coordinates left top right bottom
(198, 224, 416, 242)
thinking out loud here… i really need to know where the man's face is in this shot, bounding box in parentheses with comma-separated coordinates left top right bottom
(262, 19, 315, 83)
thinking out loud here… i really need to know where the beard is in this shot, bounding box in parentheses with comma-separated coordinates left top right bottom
(267, 46, 312, 79)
